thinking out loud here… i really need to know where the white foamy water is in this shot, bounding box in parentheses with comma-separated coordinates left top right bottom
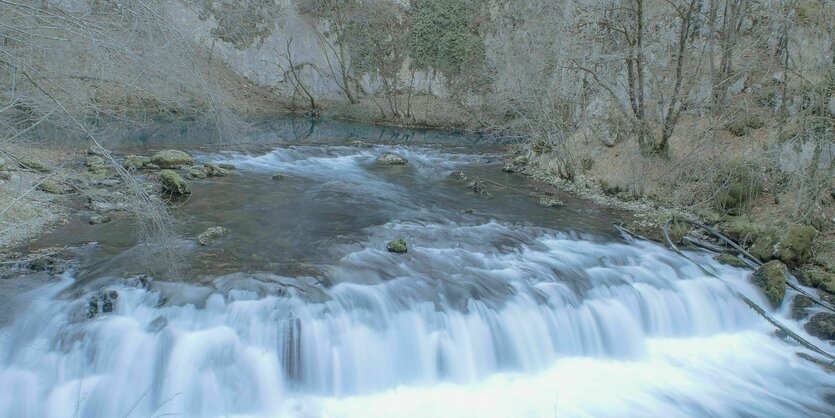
(1, 228, 833, 417)
(2, 145, 833, 417)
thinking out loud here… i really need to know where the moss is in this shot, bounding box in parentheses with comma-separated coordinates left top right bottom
(150, 150, 193, 169)
(812, 240, 835, 273)
(717, 253, 748, 268)
(752, 260, 787, 308)
(36, 181, 62, 194)
(749, 231, 777, 262)
(159, 170, 191, 195)
(203, 164, 231, 177)
(386, 239, 408, 254)
(798, 266, 835, 294)
(713, 162, 761, 213)
(726, 116, 764, 136)
(775, 224, 817, 267)
(18, 157, 50, 173)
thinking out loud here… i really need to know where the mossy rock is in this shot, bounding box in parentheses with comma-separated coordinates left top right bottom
(203, 163, 231, 177)
(716, 253, 748, 268)
(713, 164, 761, 213)
(37, 181, 63, 194)
(150, 150, 193, 169)
(774, 224, 817, 267)
(812, 240, 835, 273)
(376, 152, 408, 165)
(804, 312, 835, 341)
(218, 163, 236, 170)
(752, 260, 787, 308)
(790, 295, 815, 320)
(123, 155, 144, 171)
(726, 117, 764, 136)
(197, 226, 229, 246)
(159, 170, 191, 195)
(387, 239, 408, 254)
(85, 155, 105, 167)
(88, 165, 114, 176)
(720, 216, 763, 245)
(187, 167, 208, 179)
(18, 157, 50, 173)
(798, 265, 835, 294)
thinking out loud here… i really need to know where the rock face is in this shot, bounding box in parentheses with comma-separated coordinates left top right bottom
(37, 181, 63, 194)
(376, 152, 408, 165)
(159, 170, 191, 195)
(197, 226, 229, 246)
(804, 312, 835, 341)
(751, 260, 787, 308)
(387, 239, 408, 254)
(150, 150, 193, 169)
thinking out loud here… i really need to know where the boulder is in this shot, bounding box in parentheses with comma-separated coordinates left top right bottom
(150, 150, 193, 169)
(804, 312, 835, 341)
(37, 181, 63, 194)
(159, 170, 190, 195)
(18, 157, 50, 172)
(387, 239, 408, 254)
(751, 260, 787, 308)
(790, 295, 815, 320)
(123, 155, 144, 171)
(197, 226, 229, 246)
(376, 152, 408, 165)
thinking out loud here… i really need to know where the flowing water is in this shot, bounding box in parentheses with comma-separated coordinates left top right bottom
(1, 122, 834, 417)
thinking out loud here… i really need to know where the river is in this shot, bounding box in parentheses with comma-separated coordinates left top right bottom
(1, 120, 833, 417)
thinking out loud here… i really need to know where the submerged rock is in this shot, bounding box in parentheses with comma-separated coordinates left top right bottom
(87, 288, 119, 318)
(387, 239, 408, 254)
(376, 152, 408, 165)
(272, 173, 285, 181)
(197, 226, 229, 246)
(751, 260, 787, 308)
(804, 312, 835, 341)
(218, 163, 236, 170)
(159, 170, 191, 195)
(150, 150, 193, 169)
